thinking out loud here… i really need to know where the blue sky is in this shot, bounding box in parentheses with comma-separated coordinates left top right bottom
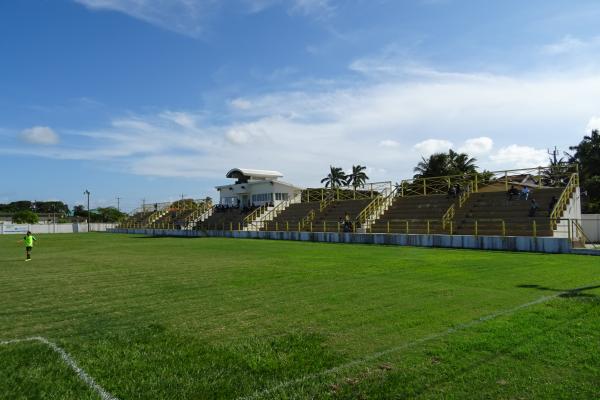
(1, 0, 600, 210)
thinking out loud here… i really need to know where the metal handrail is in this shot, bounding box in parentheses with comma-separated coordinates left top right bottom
(356, 184, 398, 226)
(549, 172, 579, 228)
(243, 204, 268, 224)
(299, 209, 316, 229)
(442, 204, 455, 229)
(247, 200, 290, 230)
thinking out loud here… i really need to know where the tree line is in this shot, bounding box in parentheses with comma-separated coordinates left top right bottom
(0, 201, 128, 224)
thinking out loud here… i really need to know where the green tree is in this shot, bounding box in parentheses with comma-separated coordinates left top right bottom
(12, 210, 39, 224)
(568, 130, 600, 212)
(414, 153, 451, 178)
(447, 150, 478, 175)
(414, 150, 478, 178)
(320, 166, 348, 188)
(93, 207, 128, 223)
(73, 205, 86, 217)
(348, 165, 369, 190)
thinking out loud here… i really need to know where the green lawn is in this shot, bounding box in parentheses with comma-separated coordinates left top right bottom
(0, 233, 599, 399)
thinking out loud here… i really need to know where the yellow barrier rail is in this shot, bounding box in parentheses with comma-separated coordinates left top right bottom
(549, 173, 579, 229)
(399, 164, 578, 197)
(356, 185, 399, 227)
(243, 204, 269, 225)
(442, 204, 455, 230)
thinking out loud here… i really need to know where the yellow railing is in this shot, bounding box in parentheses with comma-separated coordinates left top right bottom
(319, 192, 336, 212)
(247, 200, 291, 230)
(570, 220, 598, 248)
(549, 173, 579, 229)
(442, 204, 455, 230)
(302, 182, 392, 202)
(243, 204, 268, 225)
(399, 164, 578, 197)
(357, 185, 399, 226)
(458, 181, 474, 207)
(299, 209, 316, 229)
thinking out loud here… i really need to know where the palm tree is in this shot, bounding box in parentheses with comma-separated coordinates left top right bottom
(348, 165, 369, 190)
(413, 153, 450, 178)
(321, 166, 348, 188)
(448, 150, 478, 175)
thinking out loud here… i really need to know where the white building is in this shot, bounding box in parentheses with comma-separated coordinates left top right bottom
(216, 168, 303, 207)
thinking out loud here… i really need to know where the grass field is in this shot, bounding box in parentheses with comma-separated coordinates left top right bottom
(0, 233, 599, 399)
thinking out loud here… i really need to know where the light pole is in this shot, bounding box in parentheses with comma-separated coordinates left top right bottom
(116, 197, 121, 212)
(84, 190, 90, 232)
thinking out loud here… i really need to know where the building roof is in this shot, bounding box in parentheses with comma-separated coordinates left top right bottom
(225, 168, 283, 180)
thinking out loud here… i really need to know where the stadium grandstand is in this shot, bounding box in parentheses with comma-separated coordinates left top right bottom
(117, 164, 591, 247)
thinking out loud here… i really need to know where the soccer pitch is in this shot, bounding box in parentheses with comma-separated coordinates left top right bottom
(1, 234, 599, 399)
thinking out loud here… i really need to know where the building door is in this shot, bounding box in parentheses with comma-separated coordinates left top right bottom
(241, 195, 249, 207)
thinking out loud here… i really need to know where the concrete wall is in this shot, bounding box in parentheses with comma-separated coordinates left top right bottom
(581, 214, 600, 243)
(0, 223, 116, 234)
(109, 228, 577, 254)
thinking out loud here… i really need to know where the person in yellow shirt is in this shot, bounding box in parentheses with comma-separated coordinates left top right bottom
(23, 231, 36, 261)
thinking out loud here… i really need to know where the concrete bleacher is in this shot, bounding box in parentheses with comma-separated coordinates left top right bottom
(263, 202, 320, 231)
(150, 209, 197, 229)
(118, 211, 155, 228)
(258, 199, 373, 232)
(452, 188, 563, 236)
(196, 208, 253, 230)
(369, 194, 456, 234)
(312, 199, 373, 232)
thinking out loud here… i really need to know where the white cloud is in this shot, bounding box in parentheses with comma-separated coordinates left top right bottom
(489, 145, 548, 169)
(5, 64, 600, 185)
(586, 116, 600, 132)
(74, 0, 211, 37)
(414, 139, 453, 156)
(542, 35, 588, 55)
(160, 111, 197, 129)
(459, 137, 494, 156)
(19, 126, 60, 145)
(74, 0, 333, 37)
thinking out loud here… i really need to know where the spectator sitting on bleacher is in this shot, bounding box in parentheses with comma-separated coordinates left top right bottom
(507, 185, 519, 201)
(520, 186, 530, 200)
(528, 198, 539, 217)
(455, 184, 462, 197)
(447, 186, 457, 199)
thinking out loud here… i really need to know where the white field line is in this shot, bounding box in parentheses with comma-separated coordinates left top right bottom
(238, 284, 598, 400)
(0, 336, 119, 400)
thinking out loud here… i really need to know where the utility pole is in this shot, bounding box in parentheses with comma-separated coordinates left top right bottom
(116, 197, 121, 212)
(180, 193, 186, 200)
(84, 190, 90, 233)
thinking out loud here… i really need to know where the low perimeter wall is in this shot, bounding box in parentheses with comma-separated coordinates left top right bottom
(1, 223, 117, 234)
(109, 228, 578, 254)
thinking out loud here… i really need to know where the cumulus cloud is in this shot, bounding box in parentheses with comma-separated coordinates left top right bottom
(414, 139, 453, 156)
(458, 137, 494, 155)
(5, 64, 600, 184)
(489, 145, 548, 168)
(586, 116, 600, 132)
(20, 126, 60, 145)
